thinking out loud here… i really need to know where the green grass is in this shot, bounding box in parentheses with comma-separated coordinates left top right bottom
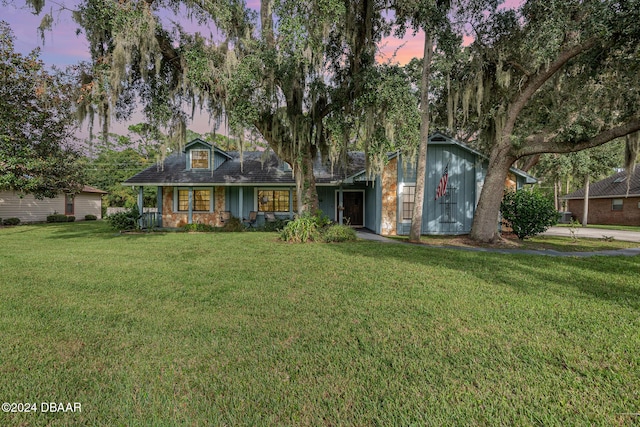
(1, 222, 639, 426)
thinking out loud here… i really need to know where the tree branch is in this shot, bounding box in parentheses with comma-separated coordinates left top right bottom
(505, 37, 599, 133)
(516, 118, 640, 158)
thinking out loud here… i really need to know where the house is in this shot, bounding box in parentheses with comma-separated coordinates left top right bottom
(123, 133, 536, 235)
(0, 185, 107, 223)
(562, 166, 640, 226)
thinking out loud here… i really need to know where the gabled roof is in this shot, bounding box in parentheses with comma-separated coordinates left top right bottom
(183, 138, 233, 159)
(124, 133, 538, 187)
(428, 131, 537, 184)
(81, 185, 108, 194)
(123, 149, 366, 186)
(346, 132, 537, 184)
(562, 166, 640, 199)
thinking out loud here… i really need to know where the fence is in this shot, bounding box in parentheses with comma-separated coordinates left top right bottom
(140, 211, 161, 229)
(106, 207, 158, 216)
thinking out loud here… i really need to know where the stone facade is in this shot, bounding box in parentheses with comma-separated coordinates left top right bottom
(380, 157, 398, 235)
(568, 197, 640, 226)
(161, 187, 227, 228)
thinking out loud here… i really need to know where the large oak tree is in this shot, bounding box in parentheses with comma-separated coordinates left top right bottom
(446, 0, 640, 242)
(27, 0, 420, 214)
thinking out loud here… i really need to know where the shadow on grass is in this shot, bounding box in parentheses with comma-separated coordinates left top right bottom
(44, 221, 167, 240)
(328, 240, 640, 311)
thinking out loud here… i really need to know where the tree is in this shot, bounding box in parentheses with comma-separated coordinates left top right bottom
(26, 0, 419, 215)
(444, 0, 640, 242)
(566, 145, 621, 226)
(532, 140, 623, 212)
(0, 21, 84, 199)
(84, 132, 159, 207)
(394, 0, 495, 242)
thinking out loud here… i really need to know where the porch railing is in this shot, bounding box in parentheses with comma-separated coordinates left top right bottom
(139, 212, 161, 229)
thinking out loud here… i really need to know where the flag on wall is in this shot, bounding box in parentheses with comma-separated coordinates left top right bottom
(435, 163, 449, 200)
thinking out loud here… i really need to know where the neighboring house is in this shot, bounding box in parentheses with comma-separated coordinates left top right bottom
(0, 185, 107, 223)
(562, 166, 640, 226)
(123, 133, 535, 235)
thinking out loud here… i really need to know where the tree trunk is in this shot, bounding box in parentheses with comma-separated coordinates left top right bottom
(470, 144, 516, 243)
(409, 32, 433, 243)
(554, 180, 558, 211)
(294, 143, 319, 215)
(581, 174, 590, 227)
(254, 117, 319, 216)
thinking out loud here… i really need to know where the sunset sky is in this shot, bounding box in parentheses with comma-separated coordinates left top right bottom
(2, 0, 522, 137)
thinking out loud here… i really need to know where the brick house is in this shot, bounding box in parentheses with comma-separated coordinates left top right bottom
(562, 166, 640, 226)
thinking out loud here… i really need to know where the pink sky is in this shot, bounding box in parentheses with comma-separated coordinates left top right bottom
(1, 0, 522, 137)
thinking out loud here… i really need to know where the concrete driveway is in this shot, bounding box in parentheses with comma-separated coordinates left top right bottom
(543, 226, 640, 243)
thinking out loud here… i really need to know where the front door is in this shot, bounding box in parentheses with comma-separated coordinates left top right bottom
(341, 191, 364, 226)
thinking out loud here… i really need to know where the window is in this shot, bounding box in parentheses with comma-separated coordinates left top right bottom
(258, 190, 295, 212)
(191, 150, 209, 169)
(402, 186, 415, 220)
(65, 194, 74, 215)
(177, 189, 212, 212)
(178, 190, 189, 211)
(612, 199, 623, 211)
(193, 189, 210, 211)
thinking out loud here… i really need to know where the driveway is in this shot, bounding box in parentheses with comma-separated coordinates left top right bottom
(543, 226, 640, 243)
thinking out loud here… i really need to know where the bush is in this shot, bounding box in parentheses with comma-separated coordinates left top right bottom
(182, 223, 216, 232)
(67, 216, 75, 222)
(322, 224, 357, 242)
(279, 214, 321, 243)
(85, 214, 97, 221)
(262, 218, 288, 232)
(500, 189, 559, 239)
(106, 205, 140, 230)
(47, 214, 70, 223)
(221, 216, 245, 232)
(2, 217, 20, 226)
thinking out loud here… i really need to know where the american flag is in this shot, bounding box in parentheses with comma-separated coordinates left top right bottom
(435, 163, 449, 200)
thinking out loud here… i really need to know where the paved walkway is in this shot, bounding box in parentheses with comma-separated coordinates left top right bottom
(355, 228, 640, 257)
(543, 226, 640, 243)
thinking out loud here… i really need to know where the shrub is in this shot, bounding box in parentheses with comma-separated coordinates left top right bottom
(500, 189, 559, 239)
(85, 214, 97, 221)
(262, 218, 288, 232)
(47, 214, 69, 223)
(322, 224, 357, 242)
(221, 216, 245, 232)
(182, 223, 216, 232)
(67, 216, 75, 222)
(2, 217, 20, 226)
(106, 205, 140, 230)
(279, 214, 320, 243)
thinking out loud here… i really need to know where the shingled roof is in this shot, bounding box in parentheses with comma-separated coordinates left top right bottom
(563, 166, 640, 199)
(123, 150, 367, 186)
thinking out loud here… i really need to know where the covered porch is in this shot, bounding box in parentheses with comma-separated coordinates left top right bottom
(132, 184, 370, 229)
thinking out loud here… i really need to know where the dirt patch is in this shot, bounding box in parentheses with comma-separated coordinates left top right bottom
(419, 233, 524, 249)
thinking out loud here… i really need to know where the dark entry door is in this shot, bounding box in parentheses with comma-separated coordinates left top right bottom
(342, 191, 364, 226)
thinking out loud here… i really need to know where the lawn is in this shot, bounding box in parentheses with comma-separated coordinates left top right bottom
(1, 222, 639, 426)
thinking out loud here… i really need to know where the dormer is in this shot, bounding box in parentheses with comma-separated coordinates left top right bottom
(184, 138, 232, 171)
(278, 159, 292, 172)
